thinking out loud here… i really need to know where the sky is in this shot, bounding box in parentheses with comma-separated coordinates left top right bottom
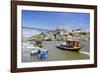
(22, 10, 90, 37)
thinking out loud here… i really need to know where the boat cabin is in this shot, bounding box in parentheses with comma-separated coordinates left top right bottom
(65, 40, 79, 48)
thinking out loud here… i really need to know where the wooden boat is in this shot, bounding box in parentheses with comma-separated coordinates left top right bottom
(57, 40, 82, 52)
(35, 40, 42, 47)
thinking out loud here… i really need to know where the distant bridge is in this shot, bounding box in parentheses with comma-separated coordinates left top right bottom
(22, 26, 52, 32)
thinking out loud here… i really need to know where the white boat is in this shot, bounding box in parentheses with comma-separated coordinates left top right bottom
(30, 48, 39, 55)
(29, 46, 48, 55)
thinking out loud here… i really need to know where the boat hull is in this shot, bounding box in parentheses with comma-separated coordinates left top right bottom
(57, 44, 81, 52)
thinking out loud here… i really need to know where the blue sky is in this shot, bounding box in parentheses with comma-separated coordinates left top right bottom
(22, 10, 90, 36)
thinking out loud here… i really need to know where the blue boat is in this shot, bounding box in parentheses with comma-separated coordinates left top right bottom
(38, 50, 48, 60)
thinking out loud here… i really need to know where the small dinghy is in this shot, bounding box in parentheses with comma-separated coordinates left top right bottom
(30, 47, 40, 55)
(30, 49, 39, 55)
(38, 49, 48, 60)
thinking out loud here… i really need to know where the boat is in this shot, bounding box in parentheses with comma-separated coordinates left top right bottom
(35, 40, 42, 47)
(57, 40, 82, 52)
(30, 48, 39, 55)
(28, 46, 40, 55)
(38, 49, 48, 60)
(30, 46, 48, 57)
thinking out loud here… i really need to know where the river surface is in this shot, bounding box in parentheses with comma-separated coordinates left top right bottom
(22, 40, 90, 62)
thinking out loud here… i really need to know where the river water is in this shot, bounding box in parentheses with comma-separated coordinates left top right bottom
(22, 40, 90, 62)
